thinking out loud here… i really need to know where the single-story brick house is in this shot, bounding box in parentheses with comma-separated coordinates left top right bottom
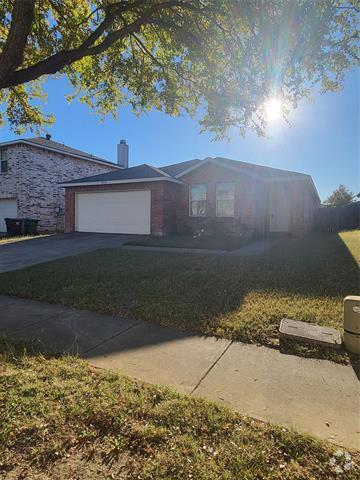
(62, 156, 320, 237)
(0, 136, 123, 232)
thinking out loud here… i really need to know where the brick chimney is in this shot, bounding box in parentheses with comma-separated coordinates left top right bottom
(117, 139, 129, 168)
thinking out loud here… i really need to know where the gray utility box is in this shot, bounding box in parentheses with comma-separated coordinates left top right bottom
(343, 295, 360, 355)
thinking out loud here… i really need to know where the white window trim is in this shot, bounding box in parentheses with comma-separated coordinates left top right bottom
(216, 182, 235, 217)
(189, 183, 207, 217)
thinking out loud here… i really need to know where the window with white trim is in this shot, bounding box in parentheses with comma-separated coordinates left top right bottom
(189, 184, 207, 217)
(0, 149, 8, 173)
(216, 183, 235, 217)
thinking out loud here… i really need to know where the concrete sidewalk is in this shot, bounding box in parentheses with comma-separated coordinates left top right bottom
(121, 245, 226, 255)
(0, 295, 358, 449)
(121, 239, 274, 256)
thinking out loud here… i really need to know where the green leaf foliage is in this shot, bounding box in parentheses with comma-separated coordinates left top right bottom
(0, 0, 358, 136)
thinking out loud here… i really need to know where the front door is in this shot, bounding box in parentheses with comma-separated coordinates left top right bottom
(269, 186, 290, 233)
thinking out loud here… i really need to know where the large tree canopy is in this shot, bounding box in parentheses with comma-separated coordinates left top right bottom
(0, 0, 358, 137)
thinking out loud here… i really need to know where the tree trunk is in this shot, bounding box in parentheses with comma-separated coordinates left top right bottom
(0, 0, 35, 86)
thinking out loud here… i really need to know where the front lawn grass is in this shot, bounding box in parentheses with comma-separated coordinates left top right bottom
(339, 229, 360, 262)
(0, 232, 358, 360)
(125, 234, 251, 250)
(1, 339, 358, 480)
(0, 233, 51, 245)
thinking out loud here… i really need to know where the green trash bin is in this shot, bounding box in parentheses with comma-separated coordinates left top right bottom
(5, 218, 24, 236)
(24, 218, 39, 235)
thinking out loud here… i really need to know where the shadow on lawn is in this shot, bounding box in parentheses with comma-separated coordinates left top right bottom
(0, 232, 358, 365)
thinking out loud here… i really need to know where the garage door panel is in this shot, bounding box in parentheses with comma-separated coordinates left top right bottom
(0, 198, 17, 232)
(76, 191, 151, 234)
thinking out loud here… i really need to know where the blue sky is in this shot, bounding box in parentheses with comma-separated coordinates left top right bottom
(1, 69, 358, 201)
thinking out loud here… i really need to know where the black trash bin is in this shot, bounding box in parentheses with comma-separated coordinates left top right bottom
(5, 218, 24, 236)
(24, 218, 39, 235)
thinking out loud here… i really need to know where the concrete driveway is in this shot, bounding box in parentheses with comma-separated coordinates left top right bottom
(0, 233, 133, 272)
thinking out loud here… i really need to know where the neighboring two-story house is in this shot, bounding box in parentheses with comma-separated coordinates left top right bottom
(0, 136, 122, 232)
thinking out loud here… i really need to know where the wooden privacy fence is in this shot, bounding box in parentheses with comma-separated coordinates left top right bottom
(315, 201, 360, 232)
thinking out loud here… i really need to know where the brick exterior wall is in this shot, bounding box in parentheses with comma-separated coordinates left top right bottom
(0, 143, 117, 232)
(175, 163, 319, 236)
(285, 179, 320, 235)
(176, 163, 265, 236)
(64, 181, 180, 236)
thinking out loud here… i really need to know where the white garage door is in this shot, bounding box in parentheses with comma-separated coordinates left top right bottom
(0, 198, 17, 232)
(76, 190, 151, 234)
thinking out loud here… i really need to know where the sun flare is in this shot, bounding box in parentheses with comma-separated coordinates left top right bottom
(265, 98, 282, 121)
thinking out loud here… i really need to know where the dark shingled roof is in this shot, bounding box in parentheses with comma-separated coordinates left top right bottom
(213, 157, 309, 179)
(61, 164, 173, 185)
(0, 137, 118, 167)
(160, 157, 309, 180)
(161, 159, 201, 177)
(61, 155, 314, 192)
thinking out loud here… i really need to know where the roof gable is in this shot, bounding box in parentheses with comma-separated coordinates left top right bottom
(173, 157, 310, 181)
(159, 157, 320, 202)
(161, 159, 202, 177)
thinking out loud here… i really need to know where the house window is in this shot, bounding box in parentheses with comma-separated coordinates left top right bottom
(216, 183, 235, 217)
(0, 149, 8, 173)
(189, 184, 207, 217)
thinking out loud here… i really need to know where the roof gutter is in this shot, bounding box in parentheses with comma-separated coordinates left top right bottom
(60, 177, 183, 187)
